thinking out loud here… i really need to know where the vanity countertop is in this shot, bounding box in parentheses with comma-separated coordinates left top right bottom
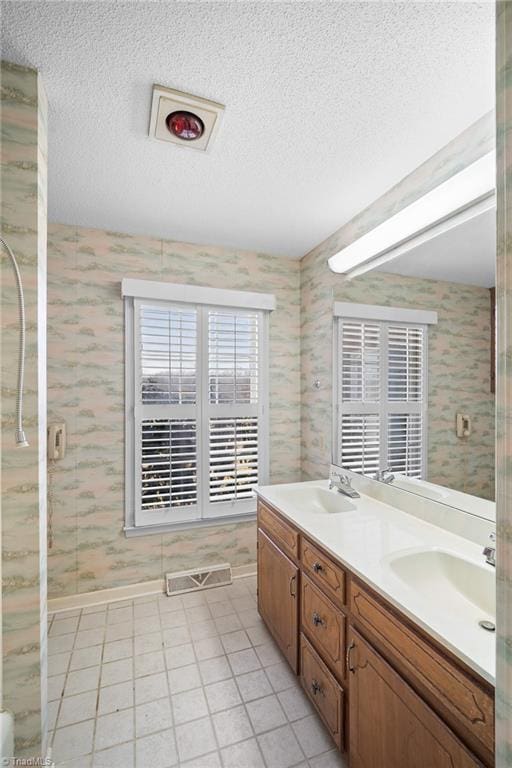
(256, 479, 496, 686)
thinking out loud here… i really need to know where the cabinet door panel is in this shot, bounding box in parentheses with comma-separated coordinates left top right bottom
(348, 628, 482, 768)
(350, 580, 494, 760)
(257, 528, 299, 672)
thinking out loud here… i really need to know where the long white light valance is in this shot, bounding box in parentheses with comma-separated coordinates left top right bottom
(333, 301, 438, 325)
(121, 278, 276, 311)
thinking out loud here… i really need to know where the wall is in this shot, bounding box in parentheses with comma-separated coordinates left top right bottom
(301, 112, 495, 500)
(301, 265, 495, 499)
(496, 3, 512, 764)
(46, 224, 300, 598)
(0, 61, 48, 756)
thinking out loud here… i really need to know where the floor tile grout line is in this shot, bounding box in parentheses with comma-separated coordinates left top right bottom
(131, 598, 138, 768)
(50, 578, 331, 767)
(50, 607, 83, 742)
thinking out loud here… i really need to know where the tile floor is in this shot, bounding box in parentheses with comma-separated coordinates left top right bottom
(47, 575, 347, 768)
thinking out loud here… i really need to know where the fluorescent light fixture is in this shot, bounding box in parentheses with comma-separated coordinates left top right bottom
(328, 150, 496, 276)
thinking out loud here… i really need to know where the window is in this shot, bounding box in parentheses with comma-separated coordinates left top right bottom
(333, 303, 436, 479)
(123, 279, 273, 533)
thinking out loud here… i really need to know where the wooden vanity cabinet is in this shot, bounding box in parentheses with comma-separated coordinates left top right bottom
(256, 497, 494, 768)
(257, 528, 299, 672)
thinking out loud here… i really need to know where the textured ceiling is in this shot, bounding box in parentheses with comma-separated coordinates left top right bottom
(378, 208, 496, 288)
(1, 1, 495, 258)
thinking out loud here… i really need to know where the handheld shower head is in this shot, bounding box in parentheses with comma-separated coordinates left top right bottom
(1, 236, 29, 448)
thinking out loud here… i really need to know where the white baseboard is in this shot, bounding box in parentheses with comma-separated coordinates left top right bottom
(48, 563, 257, 614)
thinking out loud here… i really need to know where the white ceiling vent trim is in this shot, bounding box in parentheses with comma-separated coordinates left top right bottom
(121, 278, 276, 311)
(333, 301, 437, 325)
(149, 84, 224, 152)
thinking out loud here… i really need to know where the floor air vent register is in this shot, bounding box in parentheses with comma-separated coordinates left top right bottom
(166, 563, 232, 596)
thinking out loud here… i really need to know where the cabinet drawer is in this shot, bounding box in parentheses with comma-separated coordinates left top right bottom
(257, 500, 299, 561)
(350, 580, 494, 762)
(300, 633, 344, 751)
(301, 537, 346, 606)
(301, 575, 346, 680)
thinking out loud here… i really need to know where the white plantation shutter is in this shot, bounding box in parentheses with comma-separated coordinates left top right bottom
(204, 309, 262, 517)
(340, 321, 381, 402)
(209, 417, 259, 502)
(388, 326, 424, 402)
(125, 287, 270, 532)
(141, 419, 197, 510)
(339, 414, 380, 474)
(387, 414, 423, 478)
(208, 311, 259, 405)
(336, 314, 427, 478)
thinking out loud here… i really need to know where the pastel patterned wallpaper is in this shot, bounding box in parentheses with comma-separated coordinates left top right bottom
(1, 61, 48, 756)
(301, 112, 495, 501)
(496, 2, 511, 763)
(46, 224, 301, 598)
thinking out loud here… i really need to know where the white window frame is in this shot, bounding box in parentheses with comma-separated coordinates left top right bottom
(124, 279, 273, 536)
(332, 302, 437, 478)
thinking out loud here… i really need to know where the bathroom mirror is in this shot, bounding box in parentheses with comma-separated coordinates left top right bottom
(332, 203, 496, 521)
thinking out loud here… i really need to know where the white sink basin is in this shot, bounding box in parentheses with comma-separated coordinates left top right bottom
(269, 485, 355, 515)
(391, 476, 450, 502)
(386, 548, 495, 621)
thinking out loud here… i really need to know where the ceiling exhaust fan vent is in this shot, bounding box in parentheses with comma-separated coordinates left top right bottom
(149, 84, 224, 152)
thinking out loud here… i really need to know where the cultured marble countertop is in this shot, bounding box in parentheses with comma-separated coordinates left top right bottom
(256, 479, 496, 685)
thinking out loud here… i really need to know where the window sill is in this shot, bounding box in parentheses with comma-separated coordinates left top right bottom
(124, 511, 257, 538)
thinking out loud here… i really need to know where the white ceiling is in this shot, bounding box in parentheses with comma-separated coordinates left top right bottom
(1, 1, 495, 258)
(377, 207, 496, 288)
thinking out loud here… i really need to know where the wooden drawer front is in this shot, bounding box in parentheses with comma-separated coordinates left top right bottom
(258, 501, 299, 561)
(300, 633, 344, 751)
(301, 537, 346, 606)
(301, 575, 346, 680)
(350, 580, 494, 759)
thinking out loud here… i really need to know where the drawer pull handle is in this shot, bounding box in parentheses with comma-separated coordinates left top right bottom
(311, 679, 323, 696)
(312, 612, 324, 627)
(346, 640, 356, 674)
(312, 562, 323, 573)
(290, 575, 297, 597)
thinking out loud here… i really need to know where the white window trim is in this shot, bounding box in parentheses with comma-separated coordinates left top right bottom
(333, 301, 437, 326)
(124, 283, 272, 537)
(332, 305, 432, 479)
(122, 278, 276, 312)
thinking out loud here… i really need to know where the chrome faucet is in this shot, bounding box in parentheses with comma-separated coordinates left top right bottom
(483, 532, 496, 567)
(374, 467, 395, 484)
(329, 472, 360, 498)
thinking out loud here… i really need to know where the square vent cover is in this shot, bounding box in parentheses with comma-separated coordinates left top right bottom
(149, 84, 224, 152)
